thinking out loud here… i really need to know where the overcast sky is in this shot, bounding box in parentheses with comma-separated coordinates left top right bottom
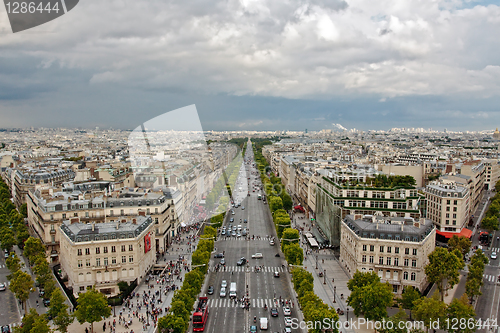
(1, 0, 499, 131)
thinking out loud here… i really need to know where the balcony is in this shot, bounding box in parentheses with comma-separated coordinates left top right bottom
(91, 264, 122, 271)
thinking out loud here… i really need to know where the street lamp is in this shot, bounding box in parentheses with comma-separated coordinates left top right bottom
(316, 255, 318, 269)
(347, 307, 349, 321)
(333, 286, 336, 303)
(323, 269, 326, 284)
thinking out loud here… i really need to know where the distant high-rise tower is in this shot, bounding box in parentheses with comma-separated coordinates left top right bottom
(305, 129, 308, 134)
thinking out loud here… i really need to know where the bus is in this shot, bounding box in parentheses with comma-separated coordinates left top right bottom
(193, 296, 209, 331)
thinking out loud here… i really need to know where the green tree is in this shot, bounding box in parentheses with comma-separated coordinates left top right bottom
(378, 308, 408, 333)
(0, 232, 16, 251)
(401, 286, 421, 310)
(283, 243, 303, 265)
(446, 294, 476, 333)
(23, 237, 46, 265)
(9, 270, 34, 316)
(49, 289, 74, 333)
(424, 248, 464, 301)
(348, 280, 393, 321)
(269, 196, 283, 212)
(16, 308, 39, 333)
(448, 235, 472, 258)
(347, 270, 380, 291)
(74, 288, 111, 333)
(281, 192, 293, 211)
(413, 294, 447, 332)
(19, 203, 28, 219)
(281, 228, 299, 248)
(33, 256, 52, 290)
(465, 265, 484, 303)
(6, 251, 23, 273)
(481, 216, 499, 233)
(30, 315, 51, 333)
(158, 313, 186, 333)
(170, 300, 190, 322)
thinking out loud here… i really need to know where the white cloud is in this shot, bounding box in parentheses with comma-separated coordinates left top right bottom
(2, 0, 500, 102)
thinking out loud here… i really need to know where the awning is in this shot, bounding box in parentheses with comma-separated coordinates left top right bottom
(436, 228, 473, 239)
(307, 237, 319, 247)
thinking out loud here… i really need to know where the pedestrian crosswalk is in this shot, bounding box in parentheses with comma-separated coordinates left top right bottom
(206, 298, 290, 308)
(213, 266, 286, 273)
(483, 274, 498, 282)
(491, 248, 500, 252)
(0, 264, 5, 269)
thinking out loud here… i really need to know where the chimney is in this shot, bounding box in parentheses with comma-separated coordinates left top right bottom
(71, 218, 79, 224)
(138, 211, 146, 217)
(92, 222, 95, 231)
(132, 219, 137, 224)
(400, 224, 403, 231)
(122, 219, 126, 223)
(116, 222, 119, 230)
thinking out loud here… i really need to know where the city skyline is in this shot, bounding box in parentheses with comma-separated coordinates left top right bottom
(1, 0, 500, 131)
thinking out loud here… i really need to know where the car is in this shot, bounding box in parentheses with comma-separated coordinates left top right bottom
(233, 226, 237, 231)
(269, 240, 275, 246)
(221, 230, 226, 235)
(236, 257, 247, 266)
(220, 287, 226, 297)
(1, 326, 11, 333)
(221, 280, 227, 288)
(250, 325, 257, 333)
(252, 253, 263, 259)
(244, 219, 247, 223)
(43, 298, 50, 307)
(242, 229, 247, 236)
(231, 210, 235, 215)
(237, 232, 241, 237)
(220, 258, 226, 265)
(214, 253, 224, 258)
(0, 283, 6, 291)
(242, 206, 245, 210)
(230, 217, 234, 223)
(492, 252, 497, 259)
(208, 285, 214, 295)
(232, 231, 237, 237)
(284, 317, 292, 327)
(283, 307, 291, 316)
(271, 308, 279, 317)
(274, 272, 280, 278)
(283, 328, 292, 333)
(38, 289, 45, 297)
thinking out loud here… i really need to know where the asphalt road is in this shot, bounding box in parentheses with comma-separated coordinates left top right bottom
(0, 255, 20, 327)
(203, 142, 297, 333)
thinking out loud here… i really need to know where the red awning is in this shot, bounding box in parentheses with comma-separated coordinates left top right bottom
(436, 228, 473, 239)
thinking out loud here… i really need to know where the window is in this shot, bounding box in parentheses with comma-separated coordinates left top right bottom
(446, 213, 450, 218)
(395, 247, 399, 254)
(96, 258, 101, 266)
(412, 249, 417, 256)
(103, 247, 108, 254)
(393, 285, 398, 293)
(394, 258, 399, 266)
(453, 220, 457, 225)
(86, 259, 90, 267)
(74, 212, 78, 217)
(121, 209, 124, 215)
(447, 200, 450, 205)
(411, 272, 416, 281)
(62, 213, 66, 219)
(453, 207, 457, 212)
(404, 259, 409, 267)
(387, 247, 391, 253)
(155, 217, 159, 224)
(403, 272, 408, 280)
(454, 200, 458, 205)
(412, 260, 417, 267)
(110, 210, 114, 216)
(122, 256, 126, 263)
(370, 245, 374, 252)
(129, 245, 133, 251)
(362, 245, 367, 251)
(50, 214, 54, 221)
(77, 249, 82, 256)
(405, 248, 409, 255)
(121, 245, 126, 252)
(446, 220, 449, 225)
(386, 270, 391, 279)
(111, 246, 116, 253)
(85, 212, 89, 218)
(104, 258, 108, 266)
(369, 256, 374, 263)
(129, 256, 133, 263)
(379, 257, 384, 265)
(380, 246, 384, 252)
(78, 260, 83, 268)
(112, 257, 116, 264)
(96, 247, 100, 254)
(446, 206, 450, 211)
(85, 248, 90, 255)
(80, 286, 85, 291)
(362, 255, 367, 263)
(386, 258, 391, 266)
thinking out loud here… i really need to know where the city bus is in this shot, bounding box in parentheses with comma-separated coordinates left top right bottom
(193, 296, 209, 331)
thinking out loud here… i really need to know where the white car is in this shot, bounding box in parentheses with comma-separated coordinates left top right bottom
(220, 287, 227, 297)
(269, 240, 275, 246)
(284, 317, 293, 327)
(283, 307, 291, 316)
(492, 252, 497, 260)
(0, 283, 6, 291)
(221, 280, 227, 288)
(252, 253, 263, 259)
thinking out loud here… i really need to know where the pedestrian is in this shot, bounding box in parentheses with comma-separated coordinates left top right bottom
(36, 300, 39, 307)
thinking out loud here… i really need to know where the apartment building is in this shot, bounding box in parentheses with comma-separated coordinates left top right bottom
(316, 173, 424, 248)
(424, 182, 471, 239)
(340, 215, 435, 294)
(483, 159, 500, 190)
(27, 182, 179, 263)
(460, 160, 485, 213)
(59, 215, 155, 297)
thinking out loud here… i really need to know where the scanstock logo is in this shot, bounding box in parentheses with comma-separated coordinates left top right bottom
(3, 0, 79, 33)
